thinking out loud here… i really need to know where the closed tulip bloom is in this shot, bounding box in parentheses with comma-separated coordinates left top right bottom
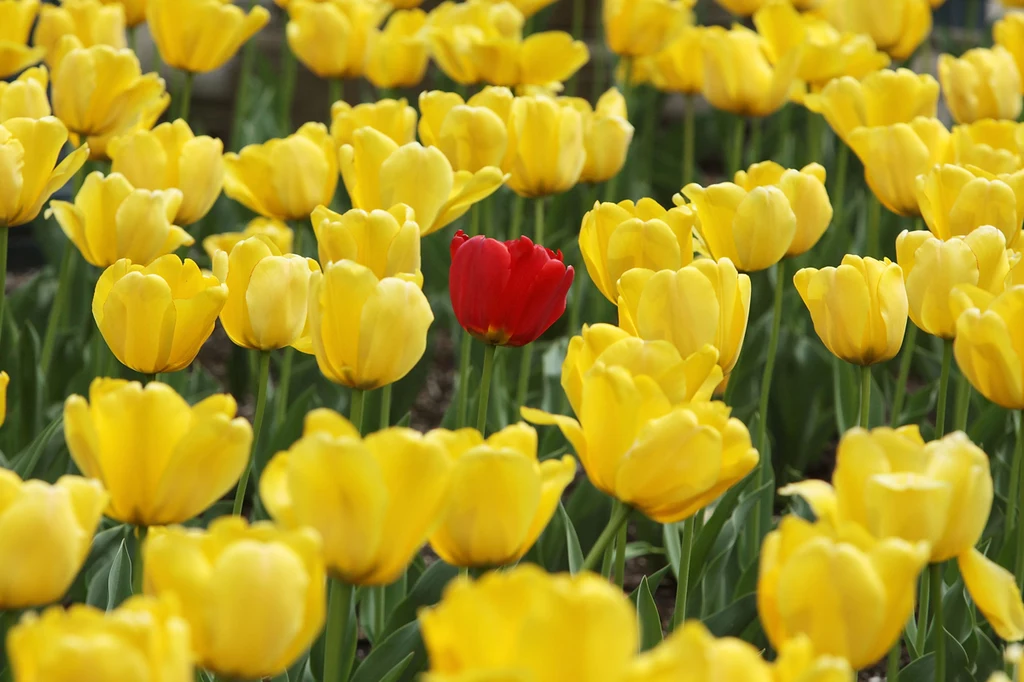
(915, 164, 1021, 247)
(450, 231, 573, 347)
(420, 565, 637, 682)
(0, 66, 50, 122)
(366, 9, 429, 89)
(418, 89, 511, 173)
(225, 122, 338, 222)
(603, 0, 692, 58)
(472, 30, 589, 89)
(794, 255, 908, 365)
(312, 204, 422, 285)
(261, 408, 451, 584)
(995, 14, 1024, 95)
(803, 68, 939, 144)
(48, 171, 191, 268)
(144, 517, 325, 680)
(951, 284, 1024, 410)
(93, 255, 228, 373)
(939, 47, 1022, 124)
(0, 470, 106, 609)
(99, 0, 148, 26)
(330, 98, 417, 148)
(84, 86, 170, 162)
(700, 25, 801, 118)
(308, 260, 433, 389)
(287, 0, 389, 80)
(108, 119, 224, 227)
(427, 0, 523, 86)
(203, 218, 293, 260)
(33, 0, 126, 64)
(427, 423, 575, 568)
(504, 95, 585, 197)
(562, 88, 634, 184)
(579, 198, 695, 303)
(645, 26, 706, 94)
(0, 117, 89, 227)
(948, 120, 1024, 175)
(817, 0, 931, 61)
(0, 0, 45, 78)
(340, 127, 506, 235)
(147, 0, 270, 74)
(847, 117, 950, 216)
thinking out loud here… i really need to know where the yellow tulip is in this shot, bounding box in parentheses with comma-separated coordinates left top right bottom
(915, 164, 1021, 247)
(366, 9, 429, 89)
(603, 0, 692, 58)
(0, 117, 89, 227)
(93, 255, 228, 374)
(0, 65, 50, 122)
(340, 127, 506, 235)
(579, 198, 695, 303)
(99, 0, 148, 26)
(427, 0, 523, 86)
(312, 203, 422, 285)
(504, 95, 585, 197)
(426, 423, 575, 568)
(617, 258, 751, 377)
(308, 259, 433, 389)
(330, 98, 417, 149)
(33, 0, 126, 65)
(48, 171, 191, 268)
(758, 514, 929, 670)
(261, 408, 450, 584)
(479, 0, 556, 17)
(420, 565, 637, 682)
(382, 0, 421, 10)
(948, 120, 1024, 175)
(147, 0, 270, 74)
(951, 284, 1024, 410)
(700, 25, 801, 118)
(65, 378, 251, 525)
(0, 371, 7, 428)
(716, 0, 767, 15)
(203, 218, 294, 260)
(107, 119, 224, 226)
(803, 68, 939, 144)
(472, 30, 589, 89)
(144, 517, 325, 680)
(817, 0, 931, 61)
(939, 47, 1022, 125)
(224, 122, 338, 222)
(680, 179, 796, 272)
(847, 116, 950, 216)
(286, 0, 389, 80)
(50, 37, 167, 138)
(418, 88, 511, 173)
(0, 0, 45, 79)
(0, 469, 105, 609)
(562, 88, 634, 184)
(8, 596, 192, 682)
(793, 254, 908, 365)
(644, 26, 706, 94)
(995, 13, 1024, 95)
(84, 86, 170, 162)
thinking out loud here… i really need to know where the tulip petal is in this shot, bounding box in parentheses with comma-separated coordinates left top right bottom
(959, 548, 1024, 641)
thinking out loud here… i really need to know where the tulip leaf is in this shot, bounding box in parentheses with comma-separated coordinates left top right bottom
(663, 522, 682, 580)
(702, 593, 757, 638)
(377, 653, 414, 682)
(11, 414, 63, 480)
(635, 576, 663, 652)
(560, 502, 585, 574)
(629, 566, 671, 602)
(350, 621, 425, 682)
(380, 561, 458, 640)
(106, 538, 133, 611)
(687, 484, 743, 585)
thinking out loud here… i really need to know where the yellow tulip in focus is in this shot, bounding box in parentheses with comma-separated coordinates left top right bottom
(948, 120, 1024, 175)
(644, 26, 706, 94)
(427, 423, 575, 568)
(48, 171, 192, 268)
(84, 86, 169, 162)
(504, 95, 585, 197)
(915, 164, 1021, 247)
(0, 116, 89, 227)
(203, 218, 293, 260)
(366, 9, 429, 89)
(312, 204, 422, 285)
(995, 14, 1024, 95)
(108, 119, 224, 226)
(340, 127, 506, 235)
(617, 258, 751, 377)
(308, 260, 433, 390)
(951, 284, 1024, 410)
(8, 596, 192, 682)
(144, 517, 325, 680)
(561, 88, 634, 184)
(33, 0, 126, 64)
(939, 47, 1022, 124)
(0, 66, 50, 122)
(700, 25, 801, 118)
(579, 198, 695, 303)
(147, 0, 270, 74)
(224, 122, 338, 221)
(0, 470, 106, 609)
(472, 30, 589, 89)
(93, 255, 228, 374)
(817, 0, 932, 60)
(286, 0, 389, 80)
(0, 0, 45, 78)
(427, 0, 523, 85)
(603, 0, 692, 58)
(330, 98, 417, 148)
(0, 371, 7, 428)
(261, 408, 451, 584)
(793, 255, 908, 365)
(847, 116, 950, 216)
(418, 88, 512, 173)
(99, 0, 148, 26)
(420, 565, 637, 681)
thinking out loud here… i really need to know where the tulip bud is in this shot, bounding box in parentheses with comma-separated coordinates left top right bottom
(645, 26, 706, 94)
(939, 46, 1022, 124)
(603, 0, 691, 58)
(948, 120, 1024, 175)
(565, 88, 635, 184)
(700, 25, 800, 118)
(952, 284, 1024, 410)
(330, 98, 418, 148)
(34, 0, 126, 65)
(473, 30, 589, 88)
(100, 0, 148, 26)
(504, 95, 586, 197)
(312, 204, 422, 285)
(286, 0, 390, 80)
(995, 13, 1024, 95)
(427, 0, 524, 86)
(203, 218, 294, 260)
(147, 0, 270, 74)
(0, 66, 50, 122)
(816, 0, 931, 60)
(0, 0, 45, 79)
(418, 90, 510, 173)
(915, 164, 1020, 247)
(366, 9, 430, 88)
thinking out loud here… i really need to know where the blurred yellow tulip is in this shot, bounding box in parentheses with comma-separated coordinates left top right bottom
(504, 95, 585, 197)
(340, 127, 505, 235)
(847, 116, 950, 216)
(0, 371, 7, 428)
(700, 25, 800, 117)
(147, 0, 270, 73)
(817, 0, 931, 60)
(224, 122, 338, 222)
(203, 218, 293, 260)
(420, 565, 637, 681)
(108, 119, 224, 226)
(561, 88, 634, 184)
(579, 198, 695, 303)
(312, 204, 422, 285)
(0, 469, 105, 609)
(479, 0, 556, 17)
(84, 86, 169, 162)
(426, 423, 575, 568)
(0, 0, 45, 78)
(261, 408, 451, 584)
(716, 0, 767, 15)
(603, 0, 692, 58)
(99, 0, 148, 26)
(93, 255, 227, 374)
(794, 255, 908, 365)
(33, 0, 126, 64)
(366, 9, 429, 88)
(473, 30, 589, 89)
(330, 98, 417, 148)
(48, 171, 191, 268)
(427, 0, 522, 85)
(617, 258, 751, 377)
(286, 0, 389, 79)
(644, 26, 706, 94)
(0, 116, 88, 227)
(916, 164, 1020, 247)
(951, 284, 1024, 410)
(308, 259, 433, 389)
(418, 88, 511, 173)
(995, 14, 1024, 95)
(144, 517, 325, 680)
(0, 65, 50, 122)
(948, 120, 1024, 175)
(939, 47, 1022, 124)
(8, 596, 192, 682)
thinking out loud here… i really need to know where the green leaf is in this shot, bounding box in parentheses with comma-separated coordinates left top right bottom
(350, 621, 425, 682)
(11, 415, 63, 480)
(378, 653, 415, 682)
(702, 593, 757, 638)
(106, 538, 133, 611)
(687, 484, 743, 585)
(560, 502, 584, 574)
(629, 565, 671, 602)
(635, 576, 663, 652)
(380, 561, 457, 639)
(663, 522, 682, 580)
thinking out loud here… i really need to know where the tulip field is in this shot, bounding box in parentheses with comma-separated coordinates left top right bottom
(7, 0, 1024, 679)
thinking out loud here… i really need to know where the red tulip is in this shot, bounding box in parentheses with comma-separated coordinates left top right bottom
(450, 230, 574, 347)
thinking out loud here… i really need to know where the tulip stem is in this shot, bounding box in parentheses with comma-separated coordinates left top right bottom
(0, 224, 7, 353)
(953, 371, 971, 433)
(582, 500, 630, 574)
(324, 578, 355, 682)
(936, 340, 953, 438)
(727, 115, 744, 176)
(178, 71, 195, 123)
(754, 261, 785, 544)
(613, 521, 627, 588)
(672, 518, 694, 629)
(867, 194, 881, 258)
(888, 643, 901, 681)
(1007, 412, 1022, 551)
(272, 347, 295, 428)
(379, 383, 392, 430)
(1015, 412, 1024, 590)
(132, 525, 147, 596)
(476, 344, 497, 435)
(456, 330, 473, 428)
(232, 351, 271, 516)
(833, 142, 848, 230)
(328, 79, 343, 113)
(859, 365, 872, 428)
(891, 324, 918, 427)
(514, 199, 547, 413)
(350, 388, 365, 435)
(915, 569, 929, 658)
(682, 94, 696, 187)
(509, 195, 525, 239)
(39, 243, 77, 376)
(279, 43, 298, 134)
(230, 39, 258, 151)
(807, 111, 822, 169)
(931, 563, 945, 682)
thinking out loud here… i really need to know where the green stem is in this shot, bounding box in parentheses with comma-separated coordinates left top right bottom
(230, 36, 258, 151)
(953, 371, 971, 433)
(746, 117, 762, 168)
(0, 225, 7, 353)
(888, 643, 901, 682)
(40, 243, 76, 375)
(682, 94, 696, 187)
(272, 347, 295, 428)
(833, 142, 848, 230)
(178, 71, 194, 123)
(328, 79, 343, 115)
(672, 518, 694, 629)
(456, 330, 473, 428)
(754, 261, 785, 541)
(581, 500, 630, 572)
(509, 195, 525, 239)
(891, 324, 918, 426)
(567, 0, 585, 96)
(379, 383, 392, 430)
(533, 196, 546, 245)
(279, 42, 298, 133)
(515, 199, 546, 412)
(476, 344, 497, 435)
(128, 25, 137, 54)
(807, 111, 822, 169)
(349, 388, 365, 435)
(932, 562, 945, 682)
(1015, 412, 1024, 590)
(859, 364, 872, 428)
(132, 525, 147, 595)
(936, 340, 953, 438)
(1007, 411, 1021, 550)
(144, 373, 156, 384)
(232, 351, 271, 516)
(966, 0, 979, 33)
(323, 578, 355, 682)
(613, 521, 627, 588)
(727, 115, 745, 176)
(469, 202, 482, 237)
(915, 569, 930, 658)
(867, 194, 882, 259)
